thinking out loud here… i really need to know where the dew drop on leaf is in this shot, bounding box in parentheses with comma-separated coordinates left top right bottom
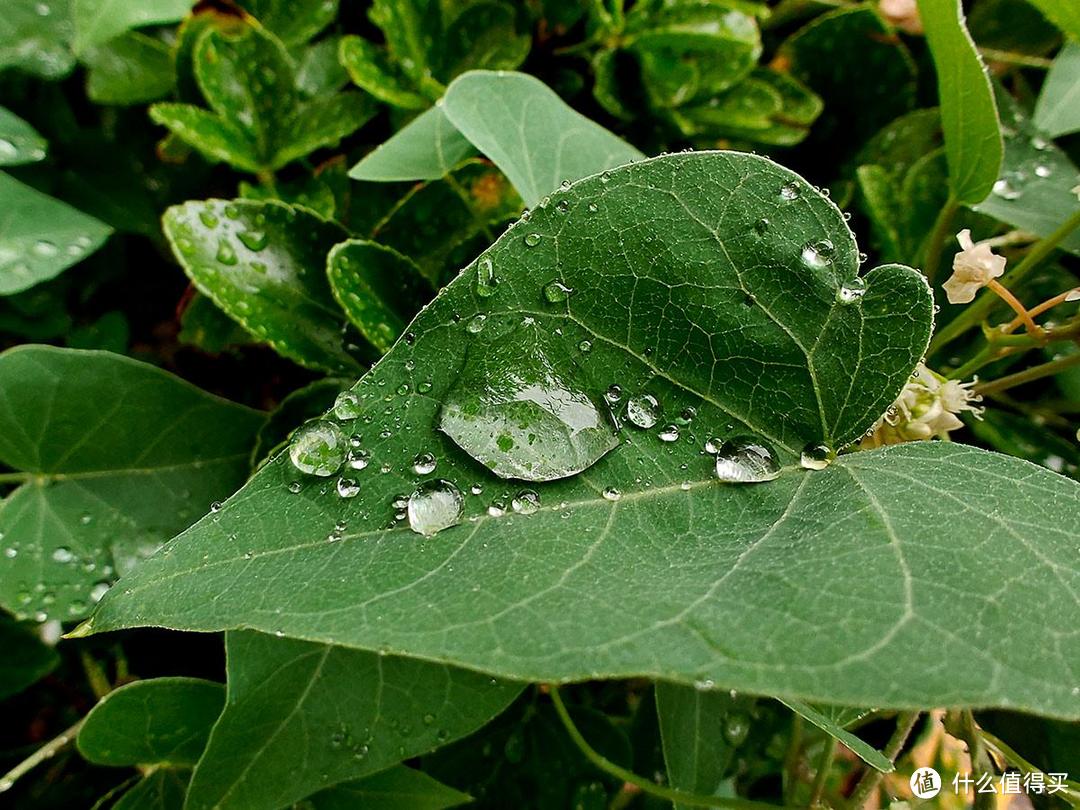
(542, 280, 573, 303)
(658, 424, 679, 442)
(289, 420, 347, 477)
(407, 479, 464, 536)
(216, 239, 238, 266)
(475, 256, 498, 297)
(602, 487, 621, 501)
(336, 477, 360, 498)
(237, 230, 268, 251)
(837, 277, 867, 304)
(800, 239, 835, 269)
(524, 232, 541, 247)
(466, 314, 487, 334)
(779, 180, 801, 200)
(332, 391, 362, 420)
(799, 443, 832, 470)
(723, 714, 750, 746)
(31, 240, 58, 257)
(511, 489, 540, 514)
(413, 452, 437, 475)
(625, 394, 660, 429)
(714, 437, 781, 483)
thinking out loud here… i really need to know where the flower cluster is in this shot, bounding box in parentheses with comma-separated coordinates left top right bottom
(862, 364, 984, 447)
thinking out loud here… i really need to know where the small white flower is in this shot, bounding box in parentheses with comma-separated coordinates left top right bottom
(879, 0, 922, 34)
(863, 365, 982, 447)
(943, 229, 1006, 305)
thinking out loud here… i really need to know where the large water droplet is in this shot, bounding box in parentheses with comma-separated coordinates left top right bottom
(800, 239, 835, 269)
(799, 443, 832, 470)
(626, 394, 660, 429)
(238, 230, 268, 251)
(992, 178, 1021, 200)
(779, 180, 801, 201)
(475, 256, 498, 297)
(333, 391, 362, 420)
(439, 317, 619, 481)
(413, 452, 437, 475)
(407, 480, 464, 536)
(336, 477, 360, 498)
(542, 280, 573, 303)
(511, 489, 540, 514)
(714, 438, 781, 483)
(289, 420, 347, 477)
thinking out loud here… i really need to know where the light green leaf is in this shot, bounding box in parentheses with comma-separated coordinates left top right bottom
(237, 0, 338, 47)
(855, 165, 905, 263)
(327, 239, 432, 354)
(183, 631, 521, 810)
(349, 105, 477, 182)
(296, 35, 348, 98)
(78, 678, 225, 766)
(273, 91, 376, 169)
(0, 346, 264, 622)
(306, 766, 471, 810)
(0, 173, 112, 296)
(1033, 42, 1080, 138)
(149, 104, 262, 173)
(351, 71, 644, 208)
(917, 0, 1003, 204)
(0, 615, 59, 700)
(83, 31, 177, 105)
(163, 199, 362, 373)
(112, 769, 190, 810)
(1022, 0, 1080, 40)
(974, 87, 1080, 255)
(0, 0, 76, 79)
(72, 0, 191, 53)
(779, 698, 892, 772)
(0, 106, 46, 166)
(339, 34, 429, 109)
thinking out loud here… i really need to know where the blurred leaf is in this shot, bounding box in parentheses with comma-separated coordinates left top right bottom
(182, 630, 521, 810)
(239, 160, 349, 220)
(0, 346, 264, 622)
(917, 0, 1003, 205)
(0, 614, 59, 700)
(65, 310, 130, 353)
(305, 766, 470, 810)
(328, 239, 433, 354)
(163, 198, 362, 372)
(438, 1, 530, 78)
(0, 173, 112, 296)
(178, 292, 255, 353)
(779, 698, 892, 772)
(368, 0, 441, 86)
(237, 0, 338, 47)
(1022, 0, 1080, 40)
(0, 106, 47, 166)
(855, 108, 944, 185)
(72, 0, 191, 53)
(966, 408, 1080, 479)
(968, 0, 1062, 56)
(150, 104, 262, 173)
(339, 34, 430, 109)
(349, 105, 476, 181)
(1033, 42, 1080, 138)
(111, 769, 190, 810)
(855, 164, 905, 262)
(0, 0, 76, 79)
(78, 678, 225, 766)
(296, 35, 348, 98)
(976, 709, 1080, 775)
(83, 31, 177, 105)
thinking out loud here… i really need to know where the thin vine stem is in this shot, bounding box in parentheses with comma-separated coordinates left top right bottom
(548, 686, 794, 810)
(0, 717, 85, 794)
(846, 712, 920, 809)
(808, 739, 838, 807)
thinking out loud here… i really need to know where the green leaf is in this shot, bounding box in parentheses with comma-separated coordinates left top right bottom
(237, 0, 338, 47)
(163, 198, 362, 373)
(368, 0, 440, 86)
(178, 293, 256, 354)
(1033, 42, 1080, 138)
(0, 0, 76, 79)
(349, 105, 477, 182)
(779, 699, 892, 772)
(0, 173, 112, 296)
(973, 87, 1080, 255)
(855, 165, 905, 263)
(0, 346, 264, 622)
(112, 769, 190, 810)
(306, 766, 470, 810)
(272, 91, 376, 169)
(83, 31, 177, 106)
(0, 106, 47, 166)
(252, 377, 349, 465)
(78, 678, 225, 766)
(0, 614, 59, 700)
(327, 239, 432, 354)
(72, 0, 191, 53)
(438, 1, 530, 78)
(917, 0, 1003, 205)
(1022, 0, 1080, 40)
(339, 34, 429, 109)
(149, 103, 263, 174)
(183, 631, 521, 810)
(351, 71, 644, 208)
(296, 35, 348, 98)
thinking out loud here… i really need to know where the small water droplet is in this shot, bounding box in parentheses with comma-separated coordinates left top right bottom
(992, 178, 1021, 200)
(511, 489, 540, 514)
(524, 232, 542, 247)
(333, 391, 362, 420)
(413, 452, 437, 475)
(578, 339, 592, 353)
(289, 420, 348, 477)
(753, 218, 769, 235)
(779, 180, 801, 201)
(602, 487, 621, 501)
(198, 209, 218, 228)
(407, 480, 464, 536)
(658, 424, 680, 442)
(238, 230, 268, 251)
(1034, 164, 1052, 178)
(288, 481, 303, 494)
(800, 239, 835, 269)
(3, 547, 16, 559)
(346, 449, 370, 471)
(799, 443, 832, 470)
(714, 438, 781, 483)
(466, 314, 487, 334)
(336, 477, 360, 498)
(837, 277, 867, 304)
(605, 384, 622, 404)
(476, 256, 498, 297)
(216, 239, 238, 265)
(31, 240, 58, 257)
(210, 501, 222, 512)
(626, 394, 660, 429)
(542, 280, 573, 303)
(51, 547, 75, 564)
(723, 714, 750, 746)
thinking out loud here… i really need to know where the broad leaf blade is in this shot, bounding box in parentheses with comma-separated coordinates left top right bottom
(349, 105, 477, 182)
(0, 106, 46, 166)
(1033, 42, 1080, 139)
(112, 769, 190, 810)
(306, 766, 470, 810)
(78, 678, 225, 766)
(273, 91, 375, 170)
(0, 173, 112, 296)
(441, 70, 645, 208)
(0, 0, 76, 79)
(72, 0, 192, 53)
(183, 631, 520, 810)
(149, 103, 262, 173)
(339, 34, 429, 110)
(917, 0, 1003, 204)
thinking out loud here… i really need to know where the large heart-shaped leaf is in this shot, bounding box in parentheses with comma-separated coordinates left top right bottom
(86, 152, 1080, 719)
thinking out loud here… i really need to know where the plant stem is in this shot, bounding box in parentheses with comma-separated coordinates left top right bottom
(930, 208, 1080, 354)
(548, 686, 790, 810)
(945, 711, 996, 810)
(985, 279, 1041, 336)
(846, 712, 920, 810)
(784, 714, 805, 805)
(1004, 287, 1080, 332)
(978, 47, 1053, 69)
(974, 352, 1080, 396)
(0, 717, 85, 794)
(922, 196, 959, 284)
(808, 739, 838, 807)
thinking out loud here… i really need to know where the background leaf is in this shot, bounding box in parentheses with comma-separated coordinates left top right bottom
(72, 0, 192, 53)
(0, 615, 59, 700)
(1033, 41, 1080, 139)
(305, 766, 470, 810)
(0, 106, 47, 166)
(779, 699, 892, 772)
(0, 0, 76, 79)
(1021, 0, 1080, 40)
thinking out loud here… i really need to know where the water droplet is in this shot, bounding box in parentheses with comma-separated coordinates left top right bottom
(723, 714, 750, 746)
(198, 209, 218, 228)
(238, 230, 268, 251)
(333, 391, 362, 420)
(476, 256, 498, 297)
(799, 443, 832, 470)
(289, 420, 348, 477)
(602, 487, 621, 501)
(210, 501, 222, 512)
(542, 280, 573, 303)
(779, 180, 801, 200)
(466, 314, 487, 334)
(3, 547, 16, 559)
(605, 385, 622, 404)
(626, 394, 660, 429)
(337, 477, 360, 498)
(487, 498, 507, 517)
(578, 340, 592, 353)
(0, 139, 16, 160)
(288, 481, 303, 494)
(413, 452, 437, 475)
(407, 480, 464, 536)
(753, 218, 769, 235)
(658, 424, 680, 442)
(587, 202, 598, 213)
(31, 240, 58, 257)
(992, 178, 1021, 200)
(51, 547, 75, 564)
(556, 199, 570, 214)
(837, 277, 867, 304)
(800, 239, 835, 269)
(216, 239, 238, 265)
(1034, 164, 1052, 178)
(714, 438, 781, 483)
(511, 489, 541, 514)
(90, 582, 109, 602)
(524, 232, 542, 247)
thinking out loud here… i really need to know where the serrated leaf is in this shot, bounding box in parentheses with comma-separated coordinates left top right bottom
(163, 199, 362, 373)
(339, 35, 429, 110)
(1034, 42, 1080, 139)
(0, 106, 47, 166)
(779, 698, 892, 772)
(368, 0, 440, 86)
(306, 766, 470, 810)
(296, 35, 348, 98)
(0, 346, 264, 622)
(351, 71, 643, 208)
(78, 678, 225, 766)
(72, 0, 191, 53)
(0, 0, 76, 79)
(327, 239, 432, 354)
(273, 91, 376, 169)
(0, 614, 59, 700)
(917, 0, 1003, 204)
(183, 631, 520, 810)
(83, 31, 177, 106)
(0, 173, 112, 296)
(149, 104, 262, 173)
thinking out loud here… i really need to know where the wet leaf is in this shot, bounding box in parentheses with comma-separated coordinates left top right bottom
(0, 0, 76, 79)
(182, 631, 520, 810)
(0, 173, 112, 295)
(72, 0, 191, 53)
(236, 0, 337, 47)
(339, 34, 431, 110)
(1033, 41, 1080, 139)
(0, 615, 59, 700)
(83, 31, 177, 106)
(0, 106, 47, 166)
(1022, 0, 1080, 40)
(111, 769, 190, 810)
(0, 346, 264, 622)
(87, 153, 1080, 720)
